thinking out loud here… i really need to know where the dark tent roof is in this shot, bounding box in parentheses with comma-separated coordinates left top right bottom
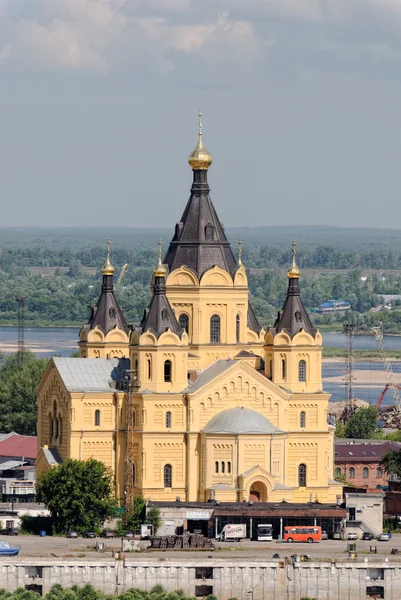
(83, 273, 128, 335)
(164, 170, 237, 279)
(140, 273, 184, 339)
(274, 276, 316, 338)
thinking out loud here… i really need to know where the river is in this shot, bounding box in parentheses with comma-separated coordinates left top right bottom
(0, 327, 400, 404)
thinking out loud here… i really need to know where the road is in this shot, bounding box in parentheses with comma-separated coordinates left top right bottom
(1, 534, 401, 562)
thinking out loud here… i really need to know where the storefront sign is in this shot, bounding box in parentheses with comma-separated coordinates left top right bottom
(186, 510, 210, 520)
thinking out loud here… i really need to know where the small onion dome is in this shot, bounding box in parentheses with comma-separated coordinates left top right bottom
(287, 240, 300, 279)
(188, 109, 212, 171)
(102, 239, 115, 276)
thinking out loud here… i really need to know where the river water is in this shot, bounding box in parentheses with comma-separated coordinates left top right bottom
(0, 327, 400, 404)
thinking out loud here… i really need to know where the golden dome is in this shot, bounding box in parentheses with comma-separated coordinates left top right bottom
(154, 239, 167, 277)
(188, 110, 212, 171)
(102, 239, 115, 276)
(287, 240, 300, 279)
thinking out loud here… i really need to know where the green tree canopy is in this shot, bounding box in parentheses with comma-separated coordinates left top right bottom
(344, 406, 379, 439)
(0, 351, 49, 435)
(381, 449, 401, 479)
(36, 459, 117, 533)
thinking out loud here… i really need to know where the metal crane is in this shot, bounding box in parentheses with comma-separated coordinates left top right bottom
(117, 264, 128, 285)
(372, 322, 401, 415)
(376, 383, 401, 409)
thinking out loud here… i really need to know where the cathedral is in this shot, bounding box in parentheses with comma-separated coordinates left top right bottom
(36, 116, 341, 504)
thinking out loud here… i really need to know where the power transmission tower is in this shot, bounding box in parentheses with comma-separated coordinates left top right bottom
(343, 323, 356, 422)
(372, 322, 401, 416)
(123, 369, 140, 518)
(16, 296, 26, 360)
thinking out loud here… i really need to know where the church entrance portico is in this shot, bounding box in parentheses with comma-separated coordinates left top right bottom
(249, 481, 268, 502)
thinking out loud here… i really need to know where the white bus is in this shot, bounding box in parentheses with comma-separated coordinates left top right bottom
(257, 523, 273, 541)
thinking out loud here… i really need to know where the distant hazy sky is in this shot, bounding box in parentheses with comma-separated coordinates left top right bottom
(2, 1, 401, 229)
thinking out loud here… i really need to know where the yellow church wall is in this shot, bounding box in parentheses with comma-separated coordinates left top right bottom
(79, 327, 129, 359)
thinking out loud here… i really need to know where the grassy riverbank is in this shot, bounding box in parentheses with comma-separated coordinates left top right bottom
(323, 347, 401, 359)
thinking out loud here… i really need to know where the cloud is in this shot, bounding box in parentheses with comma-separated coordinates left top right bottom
(0, 43, 11, 63)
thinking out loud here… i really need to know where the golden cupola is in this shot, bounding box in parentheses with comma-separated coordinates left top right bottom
(102, 239, 115, 276)
(188, 110, 213, 171)
(287, 240, 300, 279)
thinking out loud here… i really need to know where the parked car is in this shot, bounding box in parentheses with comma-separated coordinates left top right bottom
(379, 533, 391, 541)
(0, 541, 19, 556)
(321, 530, 328, 540)
(66, 531, 78, 538)
(100, 530, 116, 538)
(347, 532, 358, 540)
(0, 528, 18, 536)
(83, 531, 96, 539)
(123, 531, 135, 538)
(362, 532, 373, 541)
(333, 531, 341, 540)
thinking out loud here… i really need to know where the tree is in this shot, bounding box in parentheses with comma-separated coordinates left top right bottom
(36, 459, 117, 533)
(344, 406, 379, 439)
(381, 449, 401, 480)
(0, 351, 49, 435)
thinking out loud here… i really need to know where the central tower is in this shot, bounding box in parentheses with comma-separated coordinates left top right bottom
(162, 112, 265, 371)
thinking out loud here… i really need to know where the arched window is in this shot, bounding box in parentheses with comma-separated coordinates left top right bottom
(349, 467, 355, 479)
(147, 359, 152, 380)
(282, 358, 286, 380)
(161, 308, 168, 321)
(95, 409, 101, 426)
(376, 467, 383, 478)
(164, 464, 172, 488)
(269, 360, 273, 379)
(210, 315, 221, 343)
(55, 418, 59, 440)
(132, 463, 136, 485)
(298, 360, 306, 382)
(227, 461, 231, 474)
(215, 461, 219, 474)
(166, 411, 172, 428)
(295, 310, 302, 323)
(335, 467, 342, 478)
(59, 417, 63, 444)
(179, 314, 189, 334)
(298, 464, 307, 487)
(164, 360, 172, 382)
(205, 223, 214, 241)
(221, 461, 225, 474)
(133, 411, 136, 427)
(109, 307, 116, 319)
(300, 411, 306, 428)
(236, 314, 240, 343)
(363, 467, 369, 479)
(50, 415, 54, 440)
(135, 359, 138, 375)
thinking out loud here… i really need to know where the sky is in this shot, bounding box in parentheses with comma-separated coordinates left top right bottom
(2, 1, 401, 229)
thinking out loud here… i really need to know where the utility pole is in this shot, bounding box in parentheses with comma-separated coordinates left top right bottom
(343, 323, 356, 422)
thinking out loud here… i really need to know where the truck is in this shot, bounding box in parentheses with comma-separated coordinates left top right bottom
(216, 524, 247, 542)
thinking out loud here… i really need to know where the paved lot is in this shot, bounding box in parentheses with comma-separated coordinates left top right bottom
(1, 534, 401, 562)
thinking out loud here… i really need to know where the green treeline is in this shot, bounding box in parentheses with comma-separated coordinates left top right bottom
(1, 244, 401, 330)
(0, 585, 224, 600)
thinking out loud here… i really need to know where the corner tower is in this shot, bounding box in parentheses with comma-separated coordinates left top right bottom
(264, 242, 323, 393)
(163, 111, 265, 370)
(130, 242, 189, 393)
(79, 240, 129, 358)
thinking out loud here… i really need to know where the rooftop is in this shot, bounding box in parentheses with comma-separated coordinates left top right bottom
(202, 407, 282, 435)
(0, 433, 37, 460)
(335, 440, 401, 462)
(53, 357, 129, 392)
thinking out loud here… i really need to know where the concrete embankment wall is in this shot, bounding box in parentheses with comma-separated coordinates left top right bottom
(1, 559, 401, 600)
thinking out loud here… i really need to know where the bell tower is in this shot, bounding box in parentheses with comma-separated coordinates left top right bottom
(79, 240, 129, 358)
(264, 241, 323, 394)
(130, 242, 189, 393)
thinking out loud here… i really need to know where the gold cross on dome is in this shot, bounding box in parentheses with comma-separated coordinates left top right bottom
(292, 240, 297, 259)
(198, 109, 203, 135)
(157, 239, 162, 263)
(238, 239, 243, 265)
(107, 238, 111, 258)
